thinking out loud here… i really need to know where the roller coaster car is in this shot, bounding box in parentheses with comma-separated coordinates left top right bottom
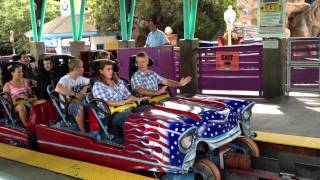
(0, 91, 58, 149)
(0, 54, 259, 179)
(33, 86, 258, 178)
(0, 85, 258, 178)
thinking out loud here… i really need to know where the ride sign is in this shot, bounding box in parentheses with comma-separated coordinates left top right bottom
(257, 0, 286, 38)
(216, 51, 240, 71)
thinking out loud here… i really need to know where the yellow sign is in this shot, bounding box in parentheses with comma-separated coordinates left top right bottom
(260, 2, 282, 12)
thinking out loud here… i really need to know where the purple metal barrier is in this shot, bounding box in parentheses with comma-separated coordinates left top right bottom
(173, 47, 180, 80)
(288, 38, 320, 89)
(174, 45, 263, 95)
(198, 45, 263, 94)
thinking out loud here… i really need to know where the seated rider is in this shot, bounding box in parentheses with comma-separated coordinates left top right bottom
(92, 60, 148, 132)
(55, 59, 90, 133)
(18, 52, 37, 81)
(3, 64, 46, 127)
(131, 52, 192, 96)
(36, 57, 58, 100)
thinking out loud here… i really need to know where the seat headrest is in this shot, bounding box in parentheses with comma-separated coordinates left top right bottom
(129, 55, 154, 66)
(90, 59, 119, 74)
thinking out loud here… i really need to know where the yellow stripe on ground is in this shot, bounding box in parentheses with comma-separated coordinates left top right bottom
(255, 131, 320, 149)
(0, 143, 154, 180)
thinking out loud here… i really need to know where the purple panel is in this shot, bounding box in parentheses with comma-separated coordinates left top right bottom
(291, 41, 320, 46)
(197, 45, 263, 93)
(291, 68, 319, 85)
(200, 78, 262, 91)
(292, 47, 318, 52)
(290, 39, 320, 61)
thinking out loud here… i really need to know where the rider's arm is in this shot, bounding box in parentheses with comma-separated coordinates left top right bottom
(55, 83, 76, 97)
(162, 79, 181, 87)
(79, 77, 91, 94)
(135, 87, 161, 96)
(106, 100, 126, 107)
(80, 84, 90, 94)
(3, 83, 10, 95)
(24, 79, 33, 96)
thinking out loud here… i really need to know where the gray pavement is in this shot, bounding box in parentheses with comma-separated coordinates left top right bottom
(249, 92, 320, 138)
(0, 158, 75, 180)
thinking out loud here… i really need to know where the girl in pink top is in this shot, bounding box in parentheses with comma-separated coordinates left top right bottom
(3, 64, 46, 127)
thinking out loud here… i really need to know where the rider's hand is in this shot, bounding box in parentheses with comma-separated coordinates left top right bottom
(75, 93, 84, 100)
(124, 99, 134, 105)
(179, 76, 192, 87)
(156, 86, 168, 95)
(137, 97, 150, 105)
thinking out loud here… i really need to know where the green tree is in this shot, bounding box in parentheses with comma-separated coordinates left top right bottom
(0, 0, 60, 55)
(88, 0, 237, 47)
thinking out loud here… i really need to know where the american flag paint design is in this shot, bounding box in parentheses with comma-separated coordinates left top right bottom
(123, 97, 252, 173)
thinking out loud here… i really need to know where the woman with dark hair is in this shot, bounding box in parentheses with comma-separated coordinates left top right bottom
(92, 60, 148, 129)
(3, 64, 46, 126)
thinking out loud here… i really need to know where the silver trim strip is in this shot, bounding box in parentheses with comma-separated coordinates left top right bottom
(37, 140, 181, 171)
(0, 132, 27, 141)
(241, 102, 255, 114)
(197, 126, 242, 150)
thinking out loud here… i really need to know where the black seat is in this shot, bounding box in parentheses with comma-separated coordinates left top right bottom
(0, 92, 20, 126)
(128, 55, 173, 96)
(128, 55, 154, 80)
(47, 84, 75, 128)
(85, 93, 113, 140)
(1, 61, 27, 85)
(49, 54, 75, 84)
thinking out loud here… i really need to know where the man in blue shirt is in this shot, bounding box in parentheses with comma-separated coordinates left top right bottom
(145, 18, 170, 47)
(131, 52, 192, 96)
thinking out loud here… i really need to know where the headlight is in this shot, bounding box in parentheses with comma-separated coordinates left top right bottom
(181, 135, 193, 149)
(242, 109, 251, 121)
(178, 127, 196, 153)
(241, 103, 254, 121)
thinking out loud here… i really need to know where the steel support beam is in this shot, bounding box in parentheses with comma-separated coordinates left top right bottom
(29, 0, 38, 41)
(77, 0, 86, 40)
(119, 0, 128, 40)
(70, 0, 78, 41)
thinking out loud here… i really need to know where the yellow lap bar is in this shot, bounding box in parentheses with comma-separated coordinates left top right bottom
(109, 103, 137, 114)
(13, 96, 38, 106)
(149, 93, 170, 103)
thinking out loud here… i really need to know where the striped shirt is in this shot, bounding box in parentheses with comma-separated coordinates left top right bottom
(7, 79, 29, 99)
